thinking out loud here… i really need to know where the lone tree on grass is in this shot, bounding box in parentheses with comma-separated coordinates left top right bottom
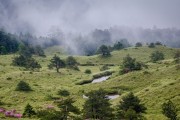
(48, 55, 65, 72)
(16, 81, 32, 91)
(66, 56, 77, 67)
(23, 103, 36, 117)
(83, 89, 113, 119)
(97, 45, 111, 56)
(57, 97, 80, 120)
(150, 51, 164, 62)
(120, 54, 143, 74)
(116, 92, 146, 119)
(162, 100, 177, 120)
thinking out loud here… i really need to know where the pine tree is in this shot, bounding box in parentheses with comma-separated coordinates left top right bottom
(162, 100, 177, 120)
(16, 81, 32, 91)
(116, 92, 146, 119)
(48, 55, 65, 72)
(23, 103, 36, 117)
(57, 97, 80, 120)
(97, 45, 111, 56)
(83, 89, 113, 120)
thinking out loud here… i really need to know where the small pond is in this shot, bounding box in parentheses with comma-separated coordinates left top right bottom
(92, 75, 111, 83)
(83, 94, 119, 100)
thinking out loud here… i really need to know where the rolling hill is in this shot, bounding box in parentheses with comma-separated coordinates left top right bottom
(0, 45, 179, 120)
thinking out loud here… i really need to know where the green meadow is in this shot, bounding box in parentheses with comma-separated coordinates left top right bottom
(0, 46, 180, 119)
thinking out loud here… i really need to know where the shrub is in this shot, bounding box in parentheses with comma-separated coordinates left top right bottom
(23, 103, 36, 117)
(71, 65, 80, 71)
(100, 65, 109, 71)
(16, 81, 32, 91)
(162, 100, 177, 120)
(57, 89, 70, 97)
(150, 51, 164, 62)
(116, 92, 146, 119)
(135, 42, 142, 47)
(37, 109, 63, 120)
(148, 43, 155, 48)
(97, 45, 111, 56)
(155, 41, 162, 45)
(84, 69, 91, 74)
(66, 56, 78, 67)
(0, 100, 4, 105)
(120, 55, 143, 74)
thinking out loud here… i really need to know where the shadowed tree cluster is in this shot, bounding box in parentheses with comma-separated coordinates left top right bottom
(120, 54, 144, 74)
(48, 55, 65, 72)
(150, 51, 164, 62)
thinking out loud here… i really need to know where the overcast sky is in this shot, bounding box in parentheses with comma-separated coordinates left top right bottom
(0, 0, 180, 36)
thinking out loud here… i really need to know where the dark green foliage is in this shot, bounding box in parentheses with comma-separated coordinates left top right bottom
(84, 69, 92, 74)
(135, 42, 143, 47)
(0, 100, 4, 105)
(162, 100, 177, 120)
(83, 89, 113, 120)
(16, 81, 32, 91)
(12, 55, 41, 70)
(113, 41, 124, 50)
(33, 45, 46, 57)
(148, 43, 155, 48)
(23, 103, 36, 117)
(18, 44, 32, 58)
(155, 41, 162, 45)
(150, 51, 164, 62)
(0, 29, 19, 54)
(118, 92, 146, 113)
(66, 56, 77, 67)
(71, 65, 80, 71)
(57, 89, 70, 97)
(0, 46, 7, 54)
(97, 45, 111, 56)
(37, 109, 63, 120)
(100, 65, 109, 71)
(48, 55, 65, 72)
(38, 98, 80, 120)
(116, 92, 146, 119)
(120, 55, 143, 74)
(57, 97, 80, 120)
(12, 44, 42, 70)
(174, 50, 180, 64)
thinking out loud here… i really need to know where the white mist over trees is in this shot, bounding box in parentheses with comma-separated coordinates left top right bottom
(0, 0, 180, 55)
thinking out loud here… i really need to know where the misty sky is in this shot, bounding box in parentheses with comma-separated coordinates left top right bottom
(0, 0, 180, 36)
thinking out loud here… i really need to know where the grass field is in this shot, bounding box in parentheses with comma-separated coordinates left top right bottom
(0, 45, 180, 119)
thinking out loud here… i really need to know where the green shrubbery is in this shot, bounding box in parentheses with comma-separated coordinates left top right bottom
(23, 103, 36, 117)
(84, 69, 91, 74)
(16, 81, 32, 91)
(116, 92, 146, 119)
(150, 51, 164, 62)
(57, 89, 70, 97)
(120, 54, 144, 74)
(162, 100, 177, 120)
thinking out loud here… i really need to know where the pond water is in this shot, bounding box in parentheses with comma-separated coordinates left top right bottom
(92, 75, 111, 83)
(107, 95, 119, 100)
(83, 94, 119, 100)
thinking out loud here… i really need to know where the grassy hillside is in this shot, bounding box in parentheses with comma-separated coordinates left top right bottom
(0, 45, 179, 119)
